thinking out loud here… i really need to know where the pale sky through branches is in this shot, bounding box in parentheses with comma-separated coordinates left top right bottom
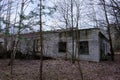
(1, 0, 115, 33)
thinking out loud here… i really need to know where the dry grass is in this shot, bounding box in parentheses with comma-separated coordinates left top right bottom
(0, 54, 120, 80)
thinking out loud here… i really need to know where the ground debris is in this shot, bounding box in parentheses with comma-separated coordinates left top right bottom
(0, 55, 120, 80)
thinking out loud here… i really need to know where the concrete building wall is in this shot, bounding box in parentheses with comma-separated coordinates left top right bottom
(42, 29, 101, 62)
(77, 29, 100, 62)
(5, 28, 109, 62)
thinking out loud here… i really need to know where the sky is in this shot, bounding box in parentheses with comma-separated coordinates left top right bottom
(46, 0, 103, 29)
(1, 0, 114, 33)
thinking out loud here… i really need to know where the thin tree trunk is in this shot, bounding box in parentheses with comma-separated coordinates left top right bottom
(65, 20, 68, 60)
(71, 0, 75, 63)
(75, 1, 84, 79)
(9, 1, 25, 80)
(75, 27, 84, 80)
(39, 0, 43, 80)
(64, 0, 69, 60)
(101, 0, 114, 61)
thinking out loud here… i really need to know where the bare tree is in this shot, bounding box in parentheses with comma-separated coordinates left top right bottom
(100, 0, 115, 61)
(56, 0, 84, 79)
(56, 0, 84, 63)
(8, 0, 25, 79)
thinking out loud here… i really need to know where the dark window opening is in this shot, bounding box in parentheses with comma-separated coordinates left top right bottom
(79, 41, 89, 54)
(58, 42, 66, 52)
(33, 39, 40, 52)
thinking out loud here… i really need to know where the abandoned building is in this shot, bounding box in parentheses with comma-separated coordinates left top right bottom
(0, 28, 110, 62)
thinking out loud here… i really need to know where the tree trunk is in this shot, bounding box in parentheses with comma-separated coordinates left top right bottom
(101, 0, 114, 61)
(8, 1, 25, 80)
(39, 0, 43, 80)
(71, 0, 75, 63)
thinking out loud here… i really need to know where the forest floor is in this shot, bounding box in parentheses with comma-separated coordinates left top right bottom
(0, 54, 120, 80)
